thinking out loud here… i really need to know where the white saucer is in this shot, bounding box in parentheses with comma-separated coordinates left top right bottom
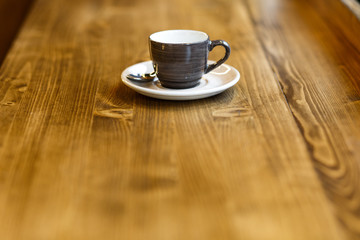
(121, 61, 240, 100)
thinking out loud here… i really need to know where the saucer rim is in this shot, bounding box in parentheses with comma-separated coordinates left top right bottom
(121, 60, 240, 98)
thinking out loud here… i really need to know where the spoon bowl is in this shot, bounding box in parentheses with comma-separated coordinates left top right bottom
(126, 72, 156, 82)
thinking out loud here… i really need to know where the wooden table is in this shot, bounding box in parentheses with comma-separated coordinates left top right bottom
(0, 0, 359, 239)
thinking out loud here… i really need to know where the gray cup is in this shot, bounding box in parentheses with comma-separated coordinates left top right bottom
(149, 30, 231, 89)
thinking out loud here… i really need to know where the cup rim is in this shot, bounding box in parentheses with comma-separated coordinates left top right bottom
(149, 29, 209, 45)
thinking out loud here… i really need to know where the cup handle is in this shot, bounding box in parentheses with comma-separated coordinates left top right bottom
(205, 40, 231, 74)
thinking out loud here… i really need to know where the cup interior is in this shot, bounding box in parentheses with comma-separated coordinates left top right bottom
(149, 30, 208, 44)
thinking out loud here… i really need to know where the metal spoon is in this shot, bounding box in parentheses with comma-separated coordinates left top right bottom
(126, 71, 156, 82)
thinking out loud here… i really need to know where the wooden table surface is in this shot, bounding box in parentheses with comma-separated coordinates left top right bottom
(0, 0, 360, 239)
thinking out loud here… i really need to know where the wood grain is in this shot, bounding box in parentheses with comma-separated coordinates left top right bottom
(246, 0, 360, 238)
(0, 0, 359, 239)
